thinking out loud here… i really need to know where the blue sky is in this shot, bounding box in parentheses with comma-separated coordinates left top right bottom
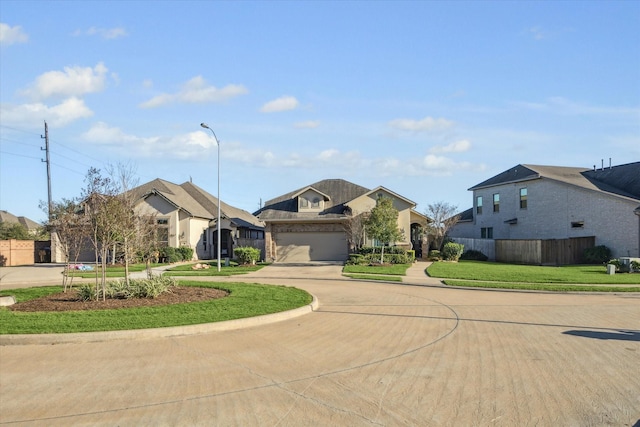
(1, 1, 639, 224)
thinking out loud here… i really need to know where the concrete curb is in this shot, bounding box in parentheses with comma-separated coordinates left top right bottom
(0, 295, 319, 346)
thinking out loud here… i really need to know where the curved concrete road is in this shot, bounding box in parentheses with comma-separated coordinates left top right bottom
(1, 263, 639, 426)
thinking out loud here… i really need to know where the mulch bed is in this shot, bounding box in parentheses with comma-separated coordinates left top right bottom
(9, 286, 228, 312)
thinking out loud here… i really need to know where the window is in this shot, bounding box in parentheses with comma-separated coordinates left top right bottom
(312, 197, 321, 208)
(571, 221, 584, 228)
(299, 197, 308, 208)
(156, 218, 169, 246)
(476, 196, 483, 215)
(493, 194, 500, 213)
(519, 188, 528, 209)
(481, 227, 494, 239)
(203, 231, 207, 251)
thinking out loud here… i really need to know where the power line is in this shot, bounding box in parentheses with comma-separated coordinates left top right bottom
(0, 150, 42, 160)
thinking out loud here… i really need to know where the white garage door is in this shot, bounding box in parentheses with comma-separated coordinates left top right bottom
(276, 232, 348, 263)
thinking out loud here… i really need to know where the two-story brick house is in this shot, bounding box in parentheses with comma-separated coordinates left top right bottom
(449, 162, 640, 259)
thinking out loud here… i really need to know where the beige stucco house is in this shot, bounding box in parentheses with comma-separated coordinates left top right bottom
(129, 179, 265, 261)
(254, 179, 429, 263)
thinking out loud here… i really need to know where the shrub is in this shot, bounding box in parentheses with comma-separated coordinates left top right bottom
(347, 254, 365, 265)
(177, 247, 194, 262)
(584, 245, 611, 264)
(77, 277, 176, 301)
(460, 249, 488, 261)
(428, 250, 441, 261)
(161, 247, 182, 263)
(234, 246, 261, 265)
(406, 250, 416, 262)
(442, 242, 464, 261)
(631, 260, 640, 272)
(607, 258, 621, 272)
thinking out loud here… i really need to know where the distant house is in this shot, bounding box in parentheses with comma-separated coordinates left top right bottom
(449, 162, 640, 259)
(254, 179, 429, 263)
(130, 179, 265, 261)
(0, 210, 41, 234)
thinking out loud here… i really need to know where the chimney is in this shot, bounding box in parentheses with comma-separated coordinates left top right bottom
(609, 158, 612, 169)
(601, 159, 604, 171)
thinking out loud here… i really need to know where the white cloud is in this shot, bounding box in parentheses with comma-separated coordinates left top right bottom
(260, 96, 299, 113)
(81, 123, 219, 159)
(139, 76, 248, 108)
(0, 23, 28, 46)
(294, 120, 320, 129)
(388, 116, 454, 132)
(0, 97, 93, 127)
(22, 63, 109, 101)
(73, 26, 128, 39)
(430, 139, 471, 154)
(526, 26, 549, 40)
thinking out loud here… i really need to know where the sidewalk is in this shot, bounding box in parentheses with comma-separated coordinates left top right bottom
(403, 260, 444, 286)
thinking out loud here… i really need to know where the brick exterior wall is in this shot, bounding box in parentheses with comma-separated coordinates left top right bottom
(0, 240, 35, 266)
(453, 178, 640, 258)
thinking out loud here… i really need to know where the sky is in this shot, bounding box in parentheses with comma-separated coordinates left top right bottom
(1, 1, 639, 224)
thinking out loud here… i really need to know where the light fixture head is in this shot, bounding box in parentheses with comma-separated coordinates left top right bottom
(200, 123, 209, 129)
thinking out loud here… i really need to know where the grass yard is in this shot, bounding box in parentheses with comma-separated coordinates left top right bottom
(164, 262, 266, 276)
(427, 261, 640, 285)
(342, 264, 410, 283)
(443, 280, 640, 292)
(343, 264, 411, 276)
(0, 281, 312, 334)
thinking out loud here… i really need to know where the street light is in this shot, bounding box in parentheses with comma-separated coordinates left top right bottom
(200, 122, 221, 272)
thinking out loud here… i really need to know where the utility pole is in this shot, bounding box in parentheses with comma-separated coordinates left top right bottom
(41, 121, 52, 221)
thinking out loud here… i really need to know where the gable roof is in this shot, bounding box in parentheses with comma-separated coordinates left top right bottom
(469, 162, 640, 202)
(128, 179, 263, 229)
(0, 210, 40, 230)
(255, 179, 372, 221)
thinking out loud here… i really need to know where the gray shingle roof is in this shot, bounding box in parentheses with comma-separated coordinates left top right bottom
(255, 179, 371, 221)
(128, 179, 263, 229)
(0, 210, 40, 230)
(469, 162, 640, 202)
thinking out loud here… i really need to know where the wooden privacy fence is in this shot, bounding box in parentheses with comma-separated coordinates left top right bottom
(496, 236, 595, 265)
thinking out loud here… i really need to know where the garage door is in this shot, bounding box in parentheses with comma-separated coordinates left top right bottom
(276, 232, 348, 263)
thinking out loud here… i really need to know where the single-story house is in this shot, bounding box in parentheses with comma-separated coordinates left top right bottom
(254, 179, 429, 263)
(130, 179, 265, 261)
(0, 210, 41, 234)
(449, 161, 640, 259)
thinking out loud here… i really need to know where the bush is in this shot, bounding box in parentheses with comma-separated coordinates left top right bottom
(607, 258, 621, 272)
(428, 250, 441, 261)
(583, 245, 611, 264)
(406, 250, 416, 262)
(460, 249, 488, 261)
(631, 260, 640, 272)
(442, 242, 464, 261)
(77, 277, 176, 301)
(177, 247, 193, 262)
(160, 247, 182, 263)
(234, 246, 261, 265)
(347, 253, 365, 265)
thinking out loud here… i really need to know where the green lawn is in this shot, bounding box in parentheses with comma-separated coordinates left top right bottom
(343, 274, 403, 282)
(343, 264, 411, 276)
(443, 280, 640, 292)
(427, 261, 640, 285)
(0, 281, 312, 334)
(164, 262, 266, 276)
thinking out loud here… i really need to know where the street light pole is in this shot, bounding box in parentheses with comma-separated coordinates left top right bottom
(200, 123, 221, 272)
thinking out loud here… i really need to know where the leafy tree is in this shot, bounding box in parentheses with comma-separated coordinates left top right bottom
(364, 196, 404, 264)
(424, 201, 460, 250)
(0, 221, 31, 240)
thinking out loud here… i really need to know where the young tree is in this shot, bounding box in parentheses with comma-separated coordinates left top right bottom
(424, 201, 460, 251)
(343, 209, 369, 252)
(364, 196, 404, 264)
(45, 198, 90, 292)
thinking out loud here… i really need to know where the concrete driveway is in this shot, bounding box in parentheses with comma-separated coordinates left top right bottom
(1, 263, 639, 426)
